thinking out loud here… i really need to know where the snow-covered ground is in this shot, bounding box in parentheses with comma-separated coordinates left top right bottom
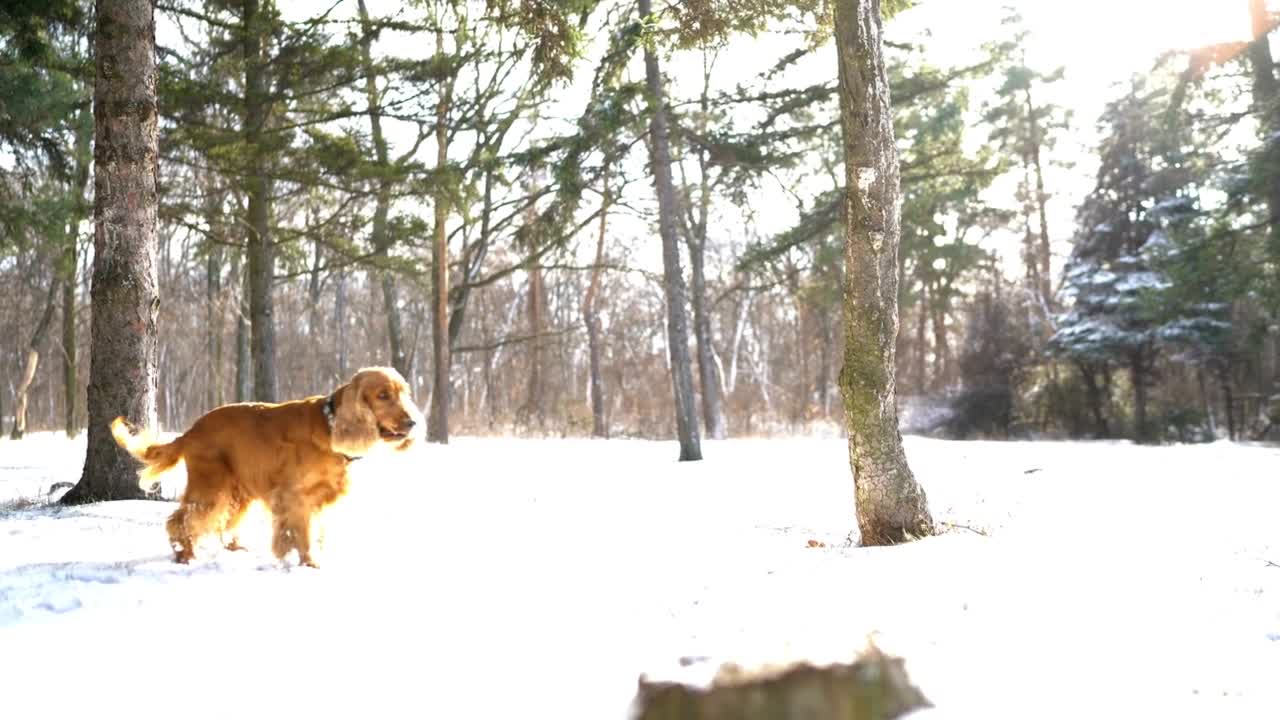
(1, 430, 1278, 719)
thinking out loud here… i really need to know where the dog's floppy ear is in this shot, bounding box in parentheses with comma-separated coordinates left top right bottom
(330, 381, 379, 457)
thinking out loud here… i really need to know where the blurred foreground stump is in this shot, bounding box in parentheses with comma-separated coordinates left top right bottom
(632, 640, 930, 720)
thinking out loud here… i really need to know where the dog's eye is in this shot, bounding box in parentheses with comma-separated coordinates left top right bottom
(378, 391, 391, 401)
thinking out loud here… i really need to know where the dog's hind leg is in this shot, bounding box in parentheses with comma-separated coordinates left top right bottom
(167, 461, 233, 564)
(221, 493, 252, 551)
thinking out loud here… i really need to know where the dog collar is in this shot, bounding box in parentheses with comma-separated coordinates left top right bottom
(323, 393, 361, 463)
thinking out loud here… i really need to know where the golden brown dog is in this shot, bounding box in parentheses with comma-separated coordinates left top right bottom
(110, 366, 423, 567)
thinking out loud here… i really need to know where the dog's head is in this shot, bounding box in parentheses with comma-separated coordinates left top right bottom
(329, 366, 425, 457)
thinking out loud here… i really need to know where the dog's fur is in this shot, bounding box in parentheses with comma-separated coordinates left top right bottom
(111, 366, 423, 567)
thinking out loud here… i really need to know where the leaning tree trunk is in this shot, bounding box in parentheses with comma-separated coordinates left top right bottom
(428, 27, 454, 444)
(639, 0, 701, 462)
(834, 0, 933, 545)
(584, 175, 611, 438)
(243, 0, 277, 402)
(11, 280, 59, 439)
(61, 0, 160, 504)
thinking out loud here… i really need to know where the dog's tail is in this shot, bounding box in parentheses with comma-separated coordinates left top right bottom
(110, 417, 184, 492)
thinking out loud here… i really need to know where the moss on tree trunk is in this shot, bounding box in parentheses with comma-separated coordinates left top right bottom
(833, 0, 933, 545)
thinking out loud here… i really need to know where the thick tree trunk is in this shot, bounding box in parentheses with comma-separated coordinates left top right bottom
(243, 0, 277, 402)
(640, 0, 701, 461)
(584, 178, 610, 438)
(358, 0, 409, 378)
(428, 28, 454, 444)
(62, 0, 160, 504)
(834, 0, 933, 545)
(11, 280, 59, 438)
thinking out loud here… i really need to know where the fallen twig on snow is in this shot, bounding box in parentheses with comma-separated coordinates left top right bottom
(938, 521, 989, 537)
(1265, 559, 1280, 569)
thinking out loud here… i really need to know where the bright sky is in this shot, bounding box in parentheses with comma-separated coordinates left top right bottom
(184, 0, 1266, 280)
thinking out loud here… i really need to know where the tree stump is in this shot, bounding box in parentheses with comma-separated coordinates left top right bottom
(632, 641, 930, 720)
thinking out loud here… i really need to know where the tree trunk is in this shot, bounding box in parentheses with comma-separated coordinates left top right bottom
(521, 168, 547, 428)
(688, 236, 726, 439)
(205, 240, 223, 410)
(11, 280, 59, 438)
(584, 175, 610, 438)
(727, 288, 751, 395)
(1221, 371, 1236, 441)
(817, 309, 833, 417)
(243, 0, 276, 402)
(62, 104, 92, 438)
(334, 263, 348, 380)
(929, 287, 948, 392)
(62, 0, 160, 504)
(357, 0, 409, 379)
(913, 279, 927, 392)
(428, 27, 454, 444)
(1024, 86, 1054, 309)
(233, 251, 251, 402)
(61, 238, 79, 437)
(1078, 360, 1111, 438)
(1130, 348, 1150, 443)
(640, 0, 701, 461)
(682, 82, 727, 439)
(834, 0, 933, 545)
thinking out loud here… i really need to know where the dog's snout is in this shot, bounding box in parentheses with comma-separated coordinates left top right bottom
(402, 419, 417, 430)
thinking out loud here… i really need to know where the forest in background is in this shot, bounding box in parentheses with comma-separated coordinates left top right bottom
(3, 0, 1279, 446)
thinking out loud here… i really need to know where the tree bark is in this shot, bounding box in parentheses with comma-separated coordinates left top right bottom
(428, 27, 454, 444)
(1130, 348, 1150, 443)
(203, 179, 224, 411)
(688, 235, 726, 439)
(62, 0, 160, 504)
(205, 240, 223, 410)
(683, 68, 727, 440)
(243, 0, 277, 402)
(358, 0, 409, 379)
(62, 104, 92, 438)
(640, 0, 701, 461)
(62, 242, 78, 436)
(913, 278, 927, 391)
(834, 0, 933, 545)
(11, 279, 59, 438)
(584, 175, 610, 438)
(521, 168, 547, 428)
(334, 263, 348, 380)
(1078, 360, 1111, 438)
(1023, 86, 1054, 309)
(233, 251, 251, 402)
